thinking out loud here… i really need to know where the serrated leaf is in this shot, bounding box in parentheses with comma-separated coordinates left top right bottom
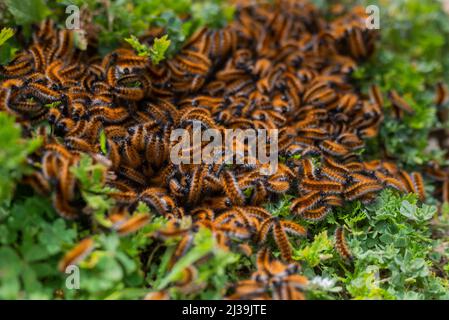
(149, 35, 171, 65)
(399, 200, 418, 221)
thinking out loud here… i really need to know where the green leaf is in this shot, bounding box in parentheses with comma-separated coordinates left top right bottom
(99, 130, 107, 155)
(21, 243, 50, 262)
(0, 112, 42, 204)
(70, 154, 114, 218)
(0, 42, 18, 65)
(400, 200, 436, 222)
(399, 200, 418, 221)
(293, 231, 333, 267)
(149, 35, 171, 65)
(124, 35, 151, 57)
(347, 266, 395, 300)
(264, 194, 294, 217)
(5, 0, 51, 25)
(418, 204, 437, 221)
(38, 219, 77, 255)
(44, 101, 62, 109)
(0, 28, 15, 47)
(0, 247, 22, 299)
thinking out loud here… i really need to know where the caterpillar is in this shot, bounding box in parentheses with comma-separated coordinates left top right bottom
(334, 226, 352, 261)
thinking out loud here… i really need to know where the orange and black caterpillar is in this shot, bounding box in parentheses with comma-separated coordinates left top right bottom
(334, 226, 352, 261)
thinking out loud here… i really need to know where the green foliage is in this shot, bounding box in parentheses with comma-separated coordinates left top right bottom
(125, 34, 171, 65)
(149, 35, 171, 65)
(191, 0, 236, 29)
(307, 276, 343, 299)
(60, 0, 234, 55)
(345, 190, 449, 299)
(0, 28, 15, 47)
(0, 38, 17, 65)
(74, 233, 146, 299)
(0, 196, 77, 299)
(1, 0, 234, 57)
(342, 190, 449, 299)
(353, 0, 449, 166)
(3, 202, 168, 300)
(5, 0, 51, 26)
(99, 130, 107, 155)
(264, 194, 294, 217)
(44, 101, 63, 109)
(149, 226, 240, 299)
(124, 35, 151, 57)
(284, 189, 449, 300)
(0, 112, 42, 204)
(293, 231, 333, 267)
(1, 0, 49, 62)
(346, 266, 395, 299)
(70, 154, 115, 225)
